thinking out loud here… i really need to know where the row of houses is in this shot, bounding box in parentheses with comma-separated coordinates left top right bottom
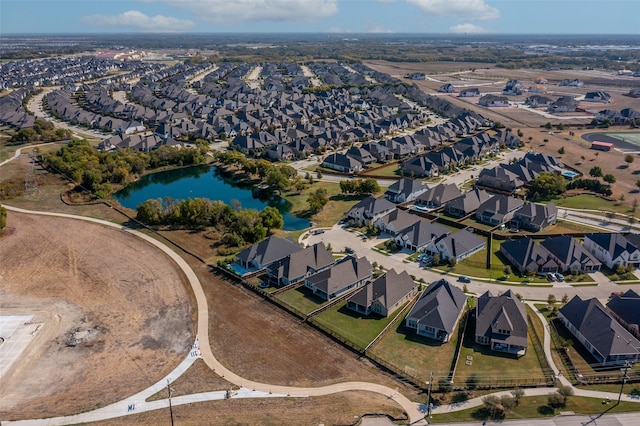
(235, 234, 528, 355)
(0, 88, 35, 130)
(500, 232, 640, 275)
(477, 151, 565, 193)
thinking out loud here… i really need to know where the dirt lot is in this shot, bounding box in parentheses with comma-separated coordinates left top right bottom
(0, 212, 195, 420)
(90, 391, 406, 426)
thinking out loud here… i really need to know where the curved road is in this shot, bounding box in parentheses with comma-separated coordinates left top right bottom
(1, 205, 426, 426)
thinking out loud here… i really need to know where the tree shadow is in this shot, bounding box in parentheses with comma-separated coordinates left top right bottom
(537, 405, 555, 415)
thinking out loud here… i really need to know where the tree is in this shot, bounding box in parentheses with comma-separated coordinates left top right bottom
(544, 122, 553, 130)
(548, 391, 566, 408)
(547, 294, 557, 308)
(466, 373, 479, 390)
(561, 293, 569, 305)
(589, 166, 603, 178)
(307, 188, 328, 214)
(260, 206, 284, 232)
(0, 203, 6, 230)
(557, 146, 565, 155)
(636, 179, 640, 190)
(556, 123, 565, 131)
(526, 172, 566, 200)
(511, 388, 525, 405)
(358, 178, 380, 195)
(602, 174, 616, 184)
(625, 154, 635, 166)
(438, 378, 453, 394)
(136, 198, 164, 225)
(482, 395, 505, 419)
(503, 265, 512, 276)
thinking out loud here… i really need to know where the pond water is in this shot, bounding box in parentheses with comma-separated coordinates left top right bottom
(113, 165, 310, 231)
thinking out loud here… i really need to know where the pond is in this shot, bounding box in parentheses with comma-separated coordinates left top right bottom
(113, 165, 310, 231)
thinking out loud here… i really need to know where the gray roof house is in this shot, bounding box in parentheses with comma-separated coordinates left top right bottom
(511, 202, 557, 232)
(607, 290, 640, 339)
(394, 220, 450, 253)
(430, 229, 485, 262)
(267, 242, 334, 287)
(347, 269, 419, 317)
(414, 183, 462, 209)
(499, 237, 558, 274)
(475, 194, 525, 226)
(322, 153, 363, 174)
(347, 197, 396, 225)
(475, 290, 528, 356)
(385, 178, 429, 203)
(374, 208, 420, 235)
(444, 188, 493, 218)
(477, 166, 524, 193)
(401, 155, 438, 178)
(405, 279, 467, 343)
(559, 296, 640, 367)
(540, 235, 601, 273)
(584, 233, 640, 269)
(305, 255, 372, 301)
(236, 236, 302, 272)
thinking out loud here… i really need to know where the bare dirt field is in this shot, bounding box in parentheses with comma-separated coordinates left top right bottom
(90, 391, 406, 426)
(0, 211, 195, 420)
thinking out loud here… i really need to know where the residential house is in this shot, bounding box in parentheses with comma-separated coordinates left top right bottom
(477, 166, 524, 193)
(479, 94, 510, 107)
(584, 91, 613, 103)
(394, 220, 450, 252)
(385, 178, 429, 203)
(584, 233, 640, 269)
(475, 290, 528, 356)
(267, 243, 334, 287)
(236, 236, 302, 272)
(476, 194, 525, 226)
(525, 95, 555, 108)
(438, 83, 456, 93)
(430, 229, 485, 262)
(401, 155, 438, 178)
(322, 153, 363, 174)
(266, 144, 295, 161)
(459, 88, 480, 97)
(502, 79, 523, 96)
(347, 196, 396, 226)
(405, 279, 467, 343)
(607, 290, 640, 339)
(559, 79, 584, 87)
(511, 202, 557, 232)
(347, 269, 419, 317)
(548, 96, 578, 113)
(499, 237, 559, 274)
(305, 255, 372, 301)
(414, 183, 462, 210)
(375, 208, 420, 235)
(345, 146, 376, 165)
(540, 235, 601, 273)
(444, 188, 493, 218)
(559, 296, 640, 367)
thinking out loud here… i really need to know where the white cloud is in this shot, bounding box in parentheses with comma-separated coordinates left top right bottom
(80, 10, 195, 32)
(364, 22, 393, 33)
(449, 23, 490, 34)
(163, 0, 339, 24)
(407, 0, 499, 21)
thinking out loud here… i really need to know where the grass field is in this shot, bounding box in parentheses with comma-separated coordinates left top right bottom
(429, 396, 640, 423)
(606, 132, 640, 147)
(274, 285, 328, 316)
(312, 300, 406, 350)
(455, 310, 549, 388)
(369, 314, 460, 384)
(551, 194, 631, 215)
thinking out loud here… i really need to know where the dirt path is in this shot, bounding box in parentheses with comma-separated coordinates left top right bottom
(0, 211, 195, 420)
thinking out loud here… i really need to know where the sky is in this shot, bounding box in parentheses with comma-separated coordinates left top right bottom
(2, 0, 639, 35)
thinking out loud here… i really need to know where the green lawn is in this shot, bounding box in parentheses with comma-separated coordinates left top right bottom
(312, 300, 406, 350)
(369, 313, 459, 384)
(274, 285, 328, 316)
(455, 312, 549, 388)
(359, 163, 402, 177)
(429, 396, 640, 423)
(551, 194, 632, 215)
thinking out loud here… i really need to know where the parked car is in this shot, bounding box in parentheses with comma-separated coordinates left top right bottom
(458, 276, 471, 283)
(555, 273, 565, 282)
(546, 272, 556, 282)
(345, 247, 355, 254)
(313, 229, 325, 235)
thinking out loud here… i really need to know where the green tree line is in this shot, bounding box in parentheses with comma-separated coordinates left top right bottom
(136, 198, 283, 246)
(45, 140, 206, 198)
(11, 119, 73, 144)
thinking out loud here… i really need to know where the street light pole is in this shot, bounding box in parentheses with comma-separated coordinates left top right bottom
(167, 379, 175, 426)
(426, 371, 433, 418)
(618, 361, 631, 404)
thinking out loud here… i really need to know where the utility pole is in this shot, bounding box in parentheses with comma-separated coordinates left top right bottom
(167, 379, 175, 426)
(426, 371, 433, 418)
(618, 361, 631, 404)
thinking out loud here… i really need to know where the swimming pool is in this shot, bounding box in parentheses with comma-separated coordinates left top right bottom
(561, 170, 580, 179)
